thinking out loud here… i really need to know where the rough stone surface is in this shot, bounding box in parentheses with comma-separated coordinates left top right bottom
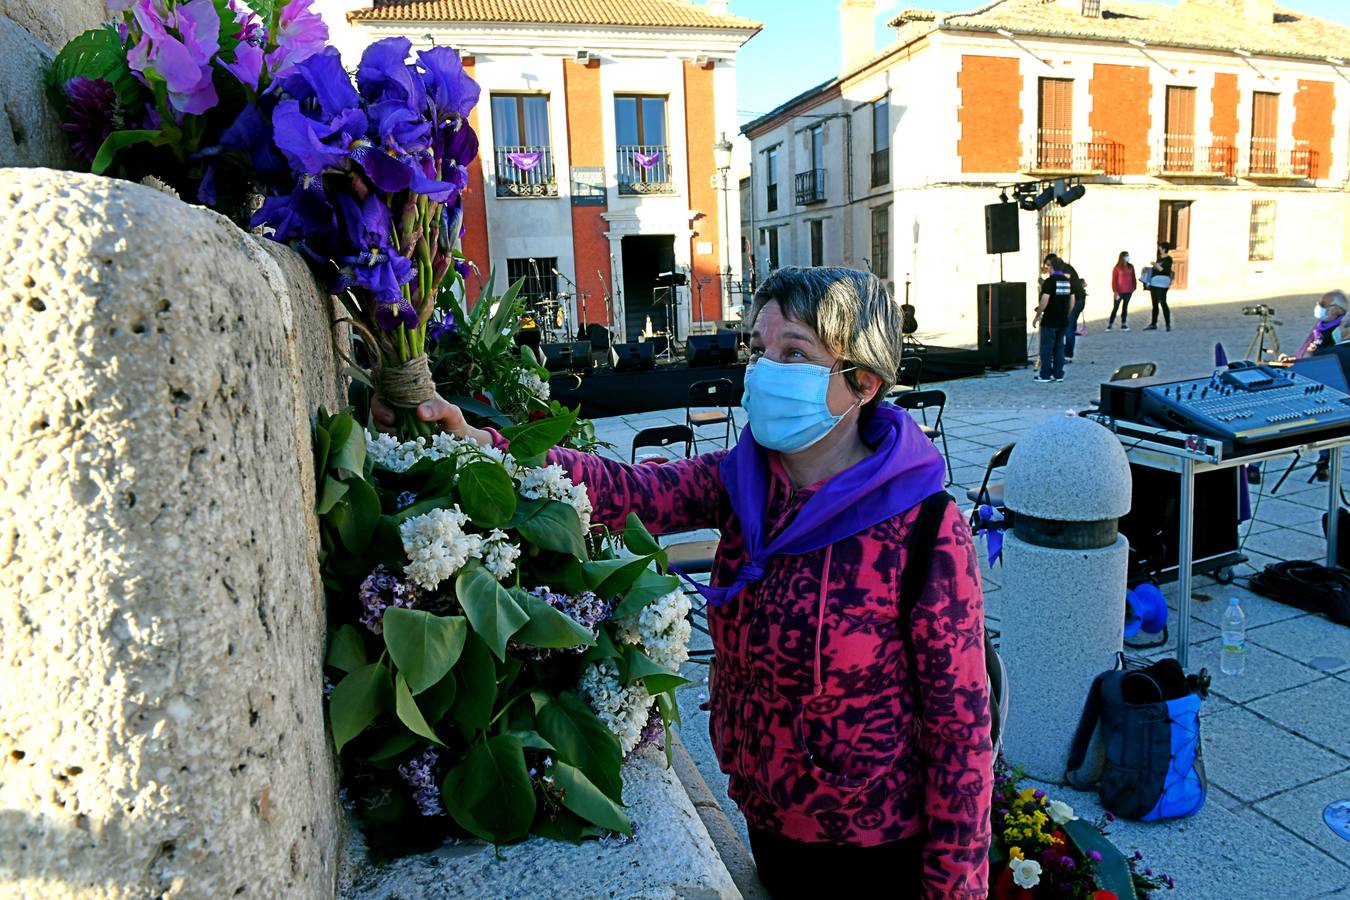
(1003, 414, 1132, 521)
(999, 534, 1129, 783)
(0, 16, 79, 170)
(0, 167, 345, 898)
(339, 746, 742, 899)
(0, 0, 105, 52)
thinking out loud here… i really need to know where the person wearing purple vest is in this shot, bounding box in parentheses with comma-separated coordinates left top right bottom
(377, 266, 993, 899)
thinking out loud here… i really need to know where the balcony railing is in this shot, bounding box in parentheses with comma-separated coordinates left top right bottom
(616, 144, 676, 195)
(795, 168, 826, 205)
(1023, 129, 1123, 176)
(494, 146, 558, 197)
(1243, 139, 1317, 179)
(1149, 136, 1237, 177)
(870, 149, 889, 187)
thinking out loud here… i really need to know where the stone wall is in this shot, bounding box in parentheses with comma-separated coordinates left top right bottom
(0, 167, 346, 899)
(0, 0, 104, 51)
(0, 15, 77, 170)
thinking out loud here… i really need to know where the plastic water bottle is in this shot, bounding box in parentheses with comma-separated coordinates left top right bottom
(1221, 597, 1247, 675)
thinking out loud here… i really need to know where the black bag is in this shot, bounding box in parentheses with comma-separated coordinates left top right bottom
(1065, 656, 1207, 821)
(1249, 559, 1350, 626)
(900, 492, 1008, 753)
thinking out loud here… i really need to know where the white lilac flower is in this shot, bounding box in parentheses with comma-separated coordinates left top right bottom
(365, 429, 488, 473)
(399, 505, 483, 589)
(518, 369, 551, 402)
(480, 529, 521, 580)
(576, 660, 654, 756)
(518, 464, 592, 530)
(1010, 857, 1042, 889)
(613, 589, 692, 672)
(1046, 799, 1078, 825)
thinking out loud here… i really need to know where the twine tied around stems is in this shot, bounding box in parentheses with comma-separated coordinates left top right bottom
(370, 353, 438, 409)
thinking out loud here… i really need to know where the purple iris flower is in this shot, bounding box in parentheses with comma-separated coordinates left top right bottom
(252, 174, 336, 241)
(265, 0, 329, 75)
(126, 0, 221, 116)
(418, 46, 480, 121)
(427, 310, 457, 341)
(220, 101, 288, 184)
(442, 119, 478, 167)
(334, 192, 415, 311)
(356, 37, 425, 109)
(271, 49, 368, 174)
(453, 258, 472, 280)
(60, 76, 116, 161)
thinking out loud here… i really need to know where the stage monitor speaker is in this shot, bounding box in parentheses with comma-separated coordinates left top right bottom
(1120, 465, 1238, 579)
(542, 340, 593, 373)
(585, 323, 612, 353)
(976, 282, 1028, 368)
(647, 335, 669, 357)
(687, 332, 738, 367)
(514, 328, 542, 353)
(984, 202, 1020, 255)
(610, 341, 656, 373)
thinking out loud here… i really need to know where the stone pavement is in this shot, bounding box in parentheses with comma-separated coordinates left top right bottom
(587, 292, 1350, 899)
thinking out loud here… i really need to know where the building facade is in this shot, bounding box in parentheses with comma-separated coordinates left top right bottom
(742, 0, 1350, 344)
(315, 0, 759, 344)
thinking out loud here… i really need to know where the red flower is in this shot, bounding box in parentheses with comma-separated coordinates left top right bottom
(528, 409, 549, 421)
(473, 392, 491, 405)
(1092, 892, 1117, 900)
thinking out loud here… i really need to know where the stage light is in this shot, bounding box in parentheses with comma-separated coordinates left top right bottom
(1054, 179, 1086, 207)
(1029, 183, 1056, 210)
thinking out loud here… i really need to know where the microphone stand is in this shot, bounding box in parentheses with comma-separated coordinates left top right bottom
(554, 268, 588, 341)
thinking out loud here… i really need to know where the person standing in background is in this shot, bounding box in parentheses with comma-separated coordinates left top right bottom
(1145, 242, 1174, 332)
(1033, 255, 1073, 383)
(1061, 257, 1087, 363)
(1107, 251, 1136, 331)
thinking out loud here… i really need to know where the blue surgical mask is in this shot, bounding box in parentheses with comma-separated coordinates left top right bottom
(1315, 304, 1329, 320)
(743, 358, 857, 453)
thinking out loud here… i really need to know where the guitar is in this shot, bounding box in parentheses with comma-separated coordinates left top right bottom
(901, 303, 918, 335)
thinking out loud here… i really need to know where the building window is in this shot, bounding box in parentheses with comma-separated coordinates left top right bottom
(1249, 200, 1276, 261)
(762, 227, 780, 270)
(810, 220, 824, 266)
(1038, 205, 1071, 265)
(1035, 77, 1074, 171)
(492, 94, 556, 197)
(765, 146, 779, 212)
(870, 206, 890, 278)
(615, 95, 673, 194)
(870, 98, 890, 187)
(506, 257, 559, 306)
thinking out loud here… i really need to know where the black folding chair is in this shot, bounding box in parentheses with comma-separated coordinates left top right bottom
(685, 378, 737, 453)
(886, 354, 924, 400)
(631, 424, 693, 463)
(897, 389, 951, 486)
(966, 442, 1015, 511)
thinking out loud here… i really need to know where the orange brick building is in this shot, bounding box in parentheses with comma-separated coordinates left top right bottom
(319, 0, 760, 345)
(744, 0, 1350, 343)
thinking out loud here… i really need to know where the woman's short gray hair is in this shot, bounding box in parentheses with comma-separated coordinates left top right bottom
(749, 266, 902, 410)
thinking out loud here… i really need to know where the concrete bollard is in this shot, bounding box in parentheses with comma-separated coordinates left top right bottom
(999, 414, 1131, 783)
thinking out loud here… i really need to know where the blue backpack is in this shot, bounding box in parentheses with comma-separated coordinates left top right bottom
(1064, 656, 1207, 821)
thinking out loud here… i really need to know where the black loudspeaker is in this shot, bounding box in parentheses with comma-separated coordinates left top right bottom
(686, 332, 737, 367)
(1120, 466, 1238, 579)
(610, 341, 656, 372)
(541, 340, 593, 373)
(976, 282, 1028, 368)
(984, 202, 1020, 255)
(585, 323, 612, 353)
(647, 335, 669, 357)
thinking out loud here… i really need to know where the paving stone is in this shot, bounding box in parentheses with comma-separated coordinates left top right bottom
(1191, 636, 1326, 703)
(1177, 582, 1307, 630)
(1252, 496, 1330, 529)
(1247, 615, 1350, 675)
(1200, 706, 1347, 803)
(1248, 677, 1350, 760)
(1254, 770, 1350, 878)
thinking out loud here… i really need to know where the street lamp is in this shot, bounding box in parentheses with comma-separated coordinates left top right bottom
(713, 132, 734, 322)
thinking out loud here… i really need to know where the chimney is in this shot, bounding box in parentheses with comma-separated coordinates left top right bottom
(1185, 0, 1275, 26)
(706, 0, 729, 15)
(840, 0, 877, 73)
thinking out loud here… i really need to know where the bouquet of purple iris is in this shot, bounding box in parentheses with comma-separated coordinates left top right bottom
(48, 0, 330, 215)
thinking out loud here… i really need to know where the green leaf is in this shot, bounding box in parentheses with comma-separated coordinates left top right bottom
(487, 278, 527, 340)
(91, 130, 163, 176)
(580, 626, 621, 666)
(48, 25, 141, 111)
(501, 410, 577, 461)
(315, 475, 349, 515)
(621, 645, 690, 695)
(506, 729, 556, 752)
(1063, 818, 1138, 899)
(536, 692, 623, 802)
(516, 500, 588, 558)
(312, 422, 332, 482)
(327, 414, 366, 479)
(457, 461, 517, 528)
(367, 729, 419, 763)
(329, 662, 391, 753)
(449, 630, 497, 732)
(510, 588, 597, 650)
(336, 477, 380, 555)
(325, 624, 367, 674)
(444, 394, 513, 429)
(419, 671, 459, 725)
(394, 674, 443, 745)
(611, 569, 682, 620)
(387, 495, 456, 524)
(582, 556, 655, 599)
(240, 0, 275, 21)
(655, 691, 678, 765)
(382, 608, 467, 695)
(440, 734, 536, 844)
(533, 556, 588, 595)
(455, 562, 530, 661)
(552, 760, 631, 834)
(622, 512, 663, 558)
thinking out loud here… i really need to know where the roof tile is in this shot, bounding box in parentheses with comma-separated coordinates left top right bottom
(350, 0, 762, 31)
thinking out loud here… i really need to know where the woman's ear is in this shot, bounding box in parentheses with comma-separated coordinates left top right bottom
(858, 369, 883, 405)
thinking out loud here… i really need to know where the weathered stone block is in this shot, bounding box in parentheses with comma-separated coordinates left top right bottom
(0, 0, 105, 52)
(0, 15, 79, 170)
(0, 167, 345, 898)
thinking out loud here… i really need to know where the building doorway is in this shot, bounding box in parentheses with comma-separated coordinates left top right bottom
(620, 235, 676, 345)
(1158, 200, 1192, 289)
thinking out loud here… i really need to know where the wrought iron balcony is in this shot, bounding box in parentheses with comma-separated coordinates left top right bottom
(1243, 139, 1317, 179)
(1149, 137, 1237, 178)
(870, 149, 889, 187)
(1023, 129, 1123, 176)
(794, 168, 826, 205)
(616, 144, 676, 195)
(494, 146, 558, 198)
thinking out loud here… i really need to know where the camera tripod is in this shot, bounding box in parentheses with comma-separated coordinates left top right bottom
(1245, 308, 1281, 362)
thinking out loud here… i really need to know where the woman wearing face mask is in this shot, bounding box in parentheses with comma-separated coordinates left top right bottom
(1107, 251, 1136, 331)
(375, 266, 992, 899)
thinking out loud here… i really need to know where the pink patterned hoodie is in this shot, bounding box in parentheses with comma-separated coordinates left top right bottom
(492, 408, 991, 898)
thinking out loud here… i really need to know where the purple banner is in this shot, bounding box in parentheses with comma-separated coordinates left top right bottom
(632, 150, 661, 170)
(506, 151, 543, 172)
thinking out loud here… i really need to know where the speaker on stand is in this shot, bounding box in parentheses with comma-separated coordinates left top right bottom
(977, 282, 1028, 369)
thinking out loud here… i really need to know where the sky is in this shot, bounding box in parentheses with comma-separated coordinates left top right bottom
(733, 0, 1350, 126)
